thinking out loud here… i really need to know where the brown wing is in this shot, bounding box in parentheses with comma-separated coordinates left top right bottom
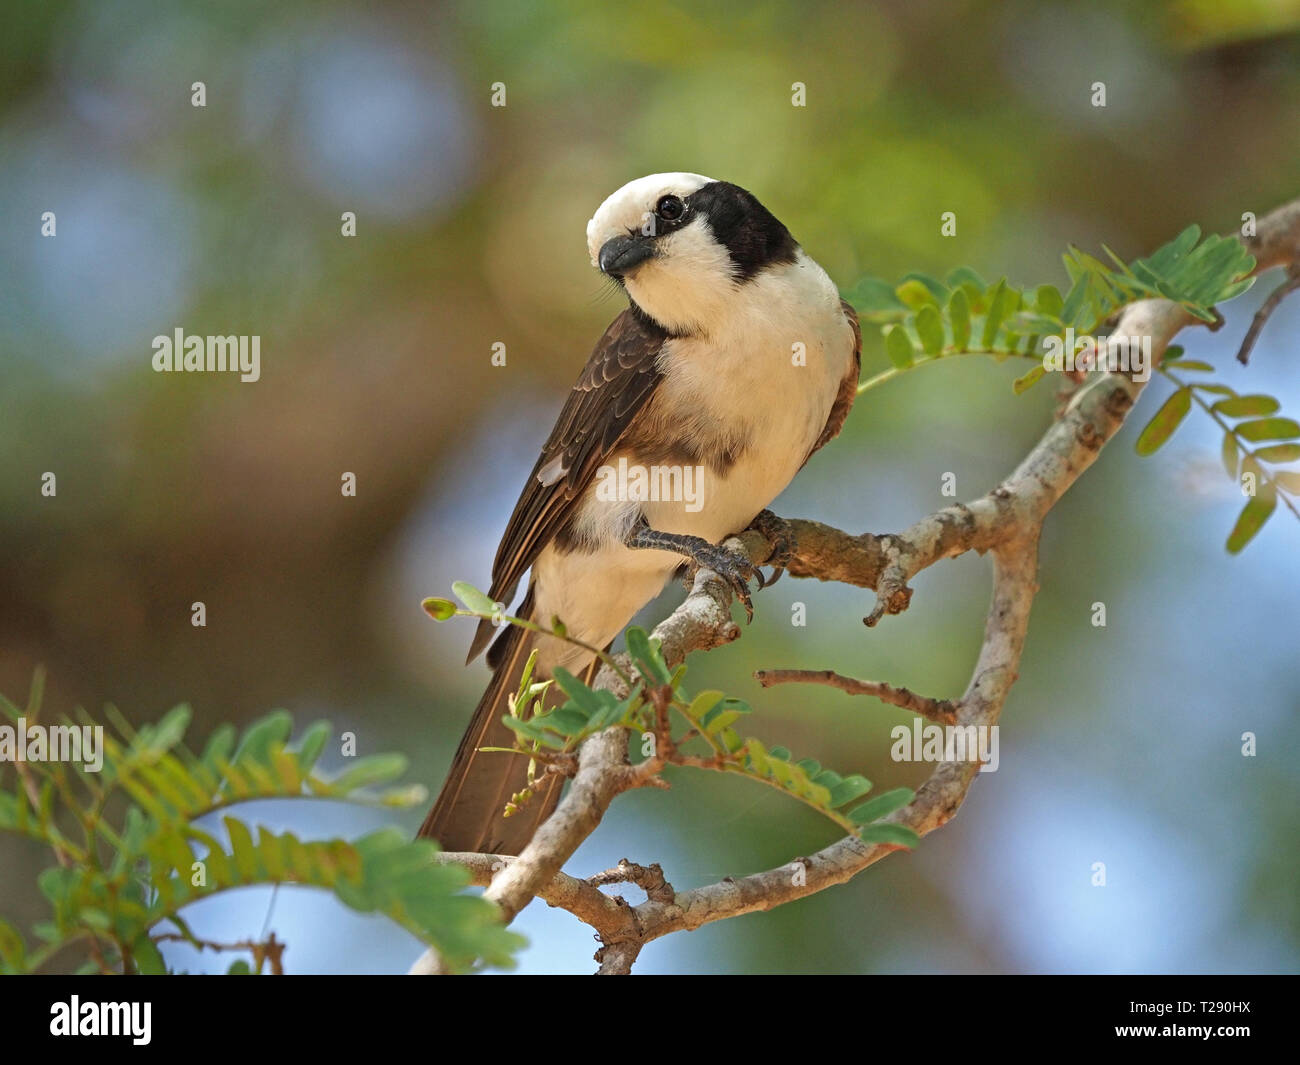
(803, 298, 862, 465)
(466, 308, 667, 663)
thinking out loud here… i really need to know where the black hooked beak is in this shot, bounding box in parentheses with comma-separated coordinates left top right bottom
(598, 234, 655, 278)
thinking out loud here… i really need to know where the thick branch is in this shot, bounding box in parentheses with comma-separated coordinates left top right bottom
(633, 535, 1039, 941)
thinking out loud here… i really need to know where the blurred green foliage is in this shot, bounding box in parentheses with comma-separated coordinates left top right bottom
(0, 671, 521, 974)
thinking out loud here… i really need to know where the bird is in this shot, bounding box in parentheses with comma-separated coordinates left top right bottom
(419, 173, 861, 854)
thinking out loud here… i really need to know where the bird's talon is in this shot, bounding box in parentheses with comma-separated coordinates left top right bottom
(687, 543, 757, 622)
(746, 509, 796, 584)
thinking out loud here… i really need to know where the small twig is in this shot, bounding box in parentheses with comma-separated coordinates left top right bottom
(864, 542, 913, 627)
(754, 669, 960, 725)
(153, 931, 286, 974)
(521, 751, 580, 775)
(1237, 265, 1300, 365)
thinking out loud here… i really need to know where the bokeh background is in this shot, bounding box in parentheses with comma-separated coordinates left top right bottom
(2, 0, 1298, 974)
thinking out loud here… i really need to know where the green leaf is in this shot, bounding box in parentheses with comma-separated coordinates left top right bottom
(551, 667, 603, 716)
(702, 709, 744, 736)
(132, 935, 168, 975)
(1162, 344, 1185, 361)
(718, 728, 744, 754)
(915, 305, 945, 355)
(1221, 433, 1239, 480)
(145, 705, 192, 755)
(451, 581, 498, 616)
(827, 775, 873, 808)
(848, 787, 915, 824)
(1034, 284, 1064, 319)
(1059, 274, 1088, 329)
(1164, 359, 1214, 372)
(947, 287, 971, 350)
(231, 710, 293, 765)
(1160, 224, 1202, 264)
(945, 266, 986, 290)
(845, 277, 906, 316)
(295, 721, 331, 771)
(1013, 365, 1046, 395)
(625, 627, 670, 685)
(224, 818, 258, 881)
(895, 279, 938, 310)
(1253, 443, 1300, 464)
(1135, 388, 1192, 455)
(981, 280, 1010, 349)
(0, 918, 26, 973)
(697, 700, 743, 733)
(200, 724, 236, 771)
(897, 275, 946, 308)
(516, 650, 540, 706)
(1226, 487, 1278, 553)
(1011, 312, 1063, 335)
(1273, 471, 1300, 493)
(421, 598, 457, 621)
(884, 325, 914, 370)
(812, 768, 842, 790)
(858, 823, 921, 848)
(1212, 395, 1280, 418)
(902, 272, 950, 302)
(546, 709, 590, 736)
(332, 753, 409, 792)
(958, 280, 985, 313)
(687, 690, 724, 722)
(1237, 417, 1300, 442)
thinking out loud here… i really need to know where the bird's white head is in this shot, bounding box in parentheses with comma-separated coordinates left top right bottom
(586, 172, 799, 336)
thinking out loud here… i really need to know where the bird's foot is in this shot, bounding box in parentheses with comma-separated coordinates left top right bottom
(625, 521, 758, 621)
(684, 541, 758, 622)
(746, 509, 795, 587)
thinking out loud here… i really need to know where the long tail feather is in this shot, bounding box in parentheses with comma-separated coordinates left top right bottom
(418, 592, 598, 854)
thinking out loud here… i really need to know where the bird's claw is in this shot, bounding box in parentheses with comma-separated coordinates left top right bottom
(688, 544, 757, 622)
(746, 509, 795, 588)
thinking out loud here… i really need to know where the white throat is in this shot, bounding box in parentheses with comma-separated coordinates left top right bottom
(623, 217, 740, 336)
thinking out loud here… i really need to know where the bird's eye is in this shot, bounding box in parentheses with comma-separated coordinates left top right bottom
(655, 195, 685, 222)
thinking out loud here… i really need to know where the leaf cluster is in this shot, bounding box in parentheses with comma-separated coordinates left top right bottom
(0, 672, 522, 974)
(424, 587, 920, 849)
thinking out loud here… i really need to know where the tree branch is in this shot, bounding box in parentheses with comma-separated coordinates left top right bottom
(753, 668, 960, 725)
(414, 194, 1300, 975)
